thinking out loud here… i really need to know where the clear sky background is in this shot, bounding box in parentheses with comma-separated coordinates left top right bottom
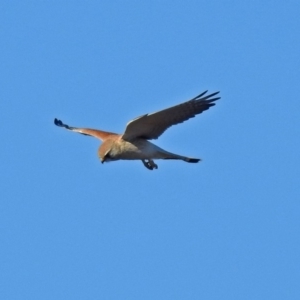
(1, 1, 300, 299)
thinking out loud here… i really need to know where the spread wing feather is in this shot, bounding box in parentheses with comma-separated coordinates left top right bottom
(121, 90, 220, 141)
(54, 118, 117, 141)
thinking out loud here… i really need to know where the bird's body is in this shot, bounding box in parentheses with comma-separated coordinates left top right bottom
(100, 138, 166, 161)
(55, 90, 220, 170)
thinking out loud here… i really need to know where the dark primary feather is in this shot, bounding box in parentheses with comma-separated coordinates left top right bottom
(54, 118, 90, 136)
(122, 90, 220, 141)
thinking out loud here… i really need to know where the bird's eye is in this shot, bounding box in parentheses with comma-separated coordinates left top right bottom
(104, 151, 112, 160)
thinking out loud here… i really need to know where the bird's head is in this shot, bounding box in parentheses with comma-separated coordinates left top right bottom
(98, 140, 117, 163)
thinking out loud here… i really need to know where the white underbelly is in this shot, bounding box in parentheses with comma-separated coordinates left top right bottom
(116, 139, 166, 160)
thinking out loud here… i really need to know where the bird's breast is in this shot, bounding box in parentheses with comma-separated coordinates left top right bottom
(112, 139, 159, 160)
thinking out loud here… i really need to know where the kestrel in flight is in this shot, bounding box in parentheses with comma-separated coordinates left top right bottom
(54, 90, 220, 170)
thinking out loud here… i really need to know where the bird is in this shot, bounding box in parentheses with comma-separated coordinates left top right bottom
(54, 90, 220, 170)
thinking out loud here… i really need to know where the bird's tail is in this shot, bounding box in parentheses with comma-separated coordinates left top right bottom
(182, 157, 201, 163)
(153, 147, 201, 163)
(163, 156, 200, 163)
(160, 151, 201, 163)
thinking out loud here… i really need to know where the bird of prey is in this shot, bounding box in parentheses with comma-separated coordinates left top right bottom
(54, 90, 220, 170)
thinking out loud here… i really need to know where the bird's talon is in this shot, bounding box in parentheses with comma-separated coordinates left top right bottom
(142, 159, 156, 170)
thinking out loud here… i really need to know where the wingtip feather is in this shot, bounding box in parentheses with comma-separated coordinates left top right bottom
(191, 90, 221, 102)
(54, 118, 62, 126)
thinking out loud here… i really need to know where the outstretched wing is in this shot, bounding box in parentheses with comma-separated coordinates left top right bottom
(54, 118, 117, 141)
(121, 90, 220, 141)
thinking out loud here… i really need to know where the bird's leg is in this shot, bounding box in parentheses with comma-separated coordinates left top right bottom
(148, 159, 158, 169)
(142, 159, 153, 170)
(141, 159, 158, 170)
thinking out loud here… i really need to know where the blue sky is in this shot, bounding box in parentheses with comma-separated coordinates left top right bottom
(1, 1, 300, 299)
